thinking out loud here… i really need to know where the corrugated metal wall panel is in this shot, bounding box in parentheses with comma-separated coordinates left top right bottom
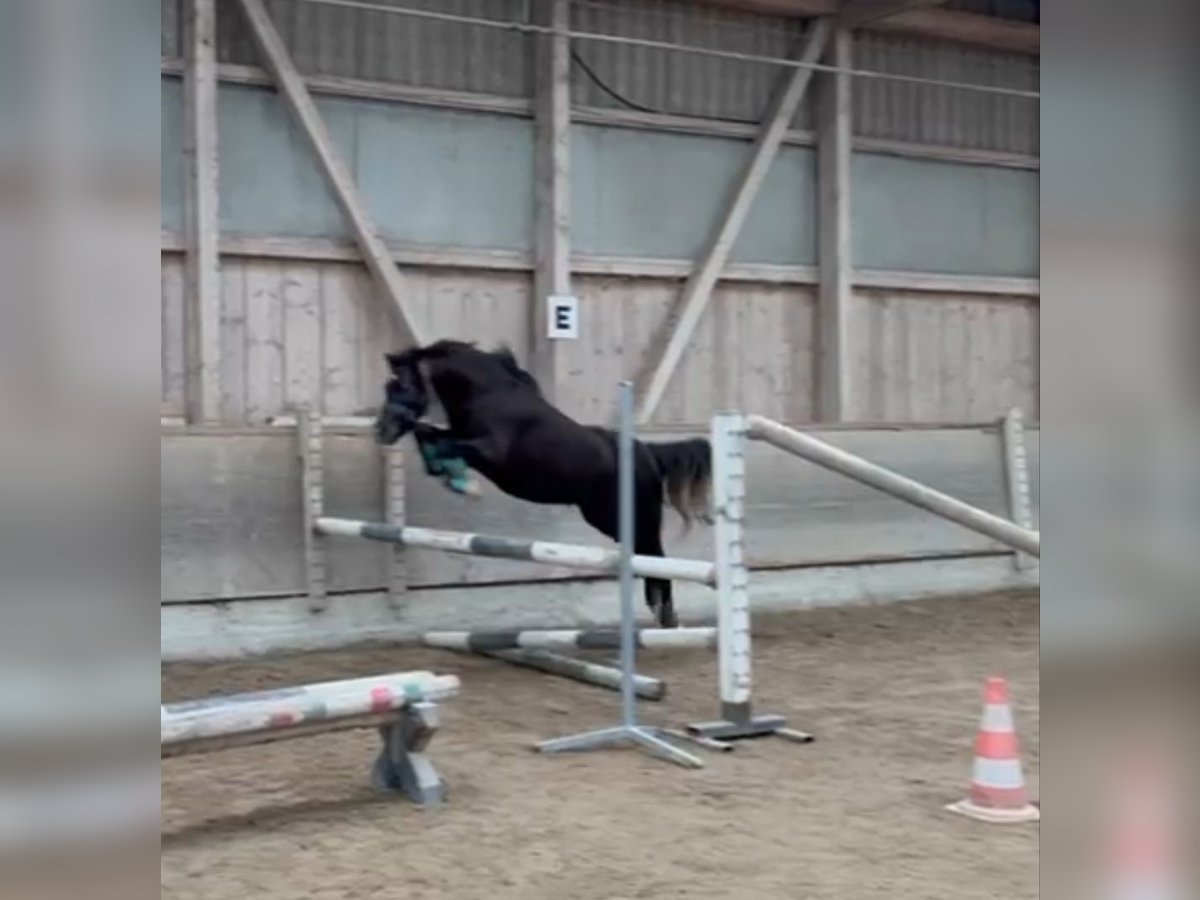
(853, 32, 1038, 154)
(193, 83, 535, 249)
(212, 0, 533, 97)
(161, 79, 185, 234)
(852, 153, 1039, 277)
(164, 0, 1037, 156)
(571, 123, 817, 264)
(571, 0, 811, 128)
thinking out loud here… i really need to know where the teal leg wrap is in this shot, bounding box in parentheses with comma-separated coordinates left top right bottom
(441, 457, 474, 495)
(418, 439, 447, 477)
(417, 436, 473, 495)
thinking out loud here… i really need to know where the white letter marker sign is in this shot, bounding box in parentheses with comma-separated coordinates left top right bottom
(547, 295, 579, 340)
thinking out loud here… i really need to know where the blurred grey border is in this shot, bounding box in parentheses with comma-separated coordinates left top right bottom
(0, 0, 161, 886)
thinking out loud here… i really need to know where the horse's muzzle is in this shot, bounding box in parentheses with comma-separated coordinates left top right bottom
(374, 406, 416, 445)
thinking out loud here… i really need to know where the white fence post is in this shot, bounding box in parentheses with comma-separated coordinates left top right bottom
(297, 406, 327, 612)
(1000, 407, 1036, 571)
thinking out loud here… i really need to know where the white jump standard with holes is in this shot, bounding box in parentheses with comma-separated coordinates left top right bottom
(161, 670, 460, 807)
(683, 412, 812, 744)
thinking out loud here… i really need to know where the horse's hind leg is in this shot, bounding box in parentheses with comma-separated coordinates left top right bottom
(635, 498, 678, 629)
(579, 494, 677, 629)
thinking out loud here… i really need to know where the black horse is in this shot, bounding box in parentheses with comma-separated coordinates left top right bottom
(373, 340, 711, 628)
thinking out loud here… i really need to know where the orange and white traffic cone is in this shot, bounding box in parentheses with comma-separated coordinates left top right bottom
(946, 676, 1039, 823)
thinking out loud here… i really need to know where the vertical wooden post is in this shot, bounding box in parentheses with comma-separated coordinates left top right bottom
(297, 406, 328, 612)
(182, 0, 222, 422)
(532, 0, 573, 402)
(382, 442, 407, 608)
(635, 19, 832, 426)
(816, 26, 852, 422)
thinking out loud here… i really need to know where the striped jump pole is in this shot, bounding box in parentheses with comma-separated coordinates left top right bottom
(161, 670, 460, 807)
(423, 627, 718, 652)
(453, 647, 667, 701)
(315, 518, 717, 585)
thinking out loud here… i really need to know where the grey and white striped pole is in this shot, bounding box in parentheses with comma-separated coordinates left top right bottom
(475, 648, 667, 701)
(315, 519, 716, 584)
(536, 382, 702, 768)
(423, 628, 718, 651)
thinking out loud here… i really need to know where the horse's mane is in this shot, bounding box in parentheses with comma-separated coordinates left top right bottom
(491, 345, 541, 394)
(386, 340, 541, 394)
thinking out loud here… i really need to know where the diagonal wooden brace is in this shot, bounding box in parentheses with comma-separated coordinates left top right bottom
(234, 0, 427, 347)
(635, 18, 832, 425)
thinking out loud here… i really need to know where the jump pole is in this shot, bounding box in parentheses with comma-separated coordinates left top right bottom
(314, 519, 716, 585)
(423, 627, 718, 651)
(421, 628, 715, 701)
(745, 414, 1040, 558)
(451, 647, 668, 701)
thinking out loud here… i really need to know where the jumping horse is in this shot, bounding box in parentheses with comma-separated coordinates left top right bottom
(373, 340, 711, 628)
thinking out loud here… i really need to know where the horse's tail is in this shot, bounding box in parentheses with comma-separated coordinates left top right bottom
(646, 437, 712, 531)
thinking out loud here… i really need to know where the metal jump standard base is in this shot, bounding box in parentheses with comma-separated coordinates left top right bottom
(534, 381, 703, 769)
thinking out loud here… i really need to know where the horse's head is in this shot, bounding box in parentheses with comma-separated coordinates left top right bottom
(375, 341, 541, 444)
(374, 349, 429, 445)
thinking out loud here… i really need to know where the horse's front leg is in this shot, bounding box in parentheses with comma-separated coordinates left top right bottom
(412, 423, 484, 498)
